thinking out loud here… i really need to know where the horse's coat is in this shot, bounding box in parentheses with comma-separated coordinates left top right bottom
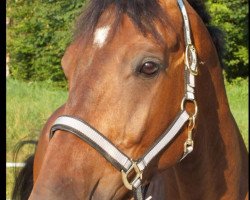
(12, 0, 248, 200)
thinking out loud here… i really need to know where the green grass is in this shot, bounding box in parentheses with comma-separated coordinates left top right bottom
(6, 79, 68, 160)
(6, 78, 68, 198)
(225, 77, 248, 150)
(6, 77, 248, 199)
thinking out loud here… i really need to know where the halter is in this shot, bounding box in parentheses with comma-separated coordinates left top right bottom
(49, 0, 198, 199)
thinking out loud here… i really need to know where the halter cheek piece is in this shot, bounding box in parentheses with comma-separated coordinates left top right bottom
(49, 0, 198, 199)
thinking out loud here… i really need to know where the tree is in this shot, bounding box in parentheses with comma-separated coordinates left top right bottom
(7, 0, 248, 84)
(7, 0, 86, 87)
(205, 0, 248, 80)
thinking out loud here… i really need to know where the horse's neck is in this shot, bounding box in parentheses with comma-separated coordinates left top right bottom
(166, 116, 248, 200)
(153, 65, 248, 199)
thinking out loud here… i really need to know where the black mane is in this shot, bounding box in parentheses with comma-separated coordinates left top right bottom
(74, 0, 169, 43)
(74, 0, 225, 67)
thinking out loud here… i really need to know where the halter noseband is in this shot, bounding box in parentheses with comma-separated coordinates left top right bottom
(49, 0, 198, 199)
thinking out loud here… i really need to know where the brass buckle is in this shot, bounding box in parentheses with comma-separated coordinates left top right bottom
(181, 97, 198, 119)
(184, 138, 194, 153)
(181, 120, 195, 160)
(121, 162, 142, 190)
(185, 44, 198, 76)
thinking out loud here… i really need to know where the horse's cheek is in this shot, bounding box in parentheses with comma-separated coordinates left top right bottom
(157, 135, 186, 169)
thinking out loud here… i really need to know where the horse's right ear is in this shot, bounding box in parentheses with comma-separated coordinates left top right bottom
(61, 41, 81, 81)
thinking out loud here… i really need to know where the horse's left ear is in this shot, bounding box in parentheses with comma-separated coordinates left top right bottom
(61, 41, 80, 81)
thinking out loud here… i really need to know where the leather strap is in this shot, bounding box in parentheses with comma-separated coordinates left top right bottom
(177, 0, 198, 101)
(136, 111, 189, 171)
(133, 185, 144, 200)
(177, 0, 192, 45)
(50, 116, 132, 172)
(50, 110, 189, 172)
(50, 110, 189, 200)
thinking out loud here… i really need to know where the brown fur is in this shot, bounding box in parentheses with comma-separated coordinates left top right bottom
(26, 0, 248, 199)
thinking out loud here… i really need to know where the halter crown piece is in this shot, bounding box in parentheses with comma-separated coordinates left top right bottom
(49, 0, 198, 199)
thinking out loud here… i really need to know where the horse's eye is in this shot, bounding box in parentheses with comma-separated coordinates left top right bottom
(139, 61, 160, 76)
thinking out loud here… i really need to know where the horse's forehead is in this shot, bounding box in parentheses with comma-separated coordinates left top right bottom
(64, 2, 183, 70)
(90, 8, 180, 51)
(92, 15, 141, 49)
(93, 26, 111, 48)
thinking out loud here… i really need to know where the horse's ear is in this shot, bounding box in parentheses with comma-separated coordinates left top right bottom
(61, 41, 80, 81)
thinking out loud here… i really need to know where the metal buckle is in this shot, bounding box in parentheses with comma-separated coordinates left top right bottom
(185, 44, 198, 76)
(184, 138, 194, 153)
(181, 97, 198, 119)
(121, 161, 142, 190)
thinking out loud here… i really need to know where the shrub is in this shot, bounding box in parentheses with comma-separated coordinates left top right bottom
(205, 0, 248, 80)
(7, 0, 87, 87)
(7, 0, 248, 84)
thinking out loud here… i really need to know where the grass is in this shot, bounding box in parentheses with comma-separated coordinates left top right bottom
(6, 78, 68, 198)
(224, 77, 248, 150)
(6, 77, 248, 199)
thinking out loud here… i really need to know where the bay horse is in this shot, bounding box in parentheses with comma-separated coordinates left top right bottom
(12, 0, 248, 199)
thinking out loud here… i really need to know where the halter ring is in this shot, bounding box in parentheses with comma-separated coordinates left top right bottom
(181, 97, 198, 119)
(121, 161, 142, 190)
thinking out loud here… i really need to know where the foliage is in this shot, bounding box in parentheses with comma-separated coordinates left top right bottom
(205, 0, 249, 80)
(7, 0, 248, 84)
(7, 0, 87, 87)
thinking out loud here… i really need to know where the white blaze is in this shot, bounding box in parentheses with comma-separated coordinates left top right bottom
(93, 26, 110, 48)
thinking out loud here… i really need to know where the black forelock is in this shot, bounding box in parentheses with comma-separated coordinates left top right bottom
(74, 0, 168, 43)
(74, 0, 225, 67)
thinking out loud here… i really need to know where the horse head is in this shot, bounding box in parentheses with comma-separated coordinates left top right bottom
(27, 0, 248, 199)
